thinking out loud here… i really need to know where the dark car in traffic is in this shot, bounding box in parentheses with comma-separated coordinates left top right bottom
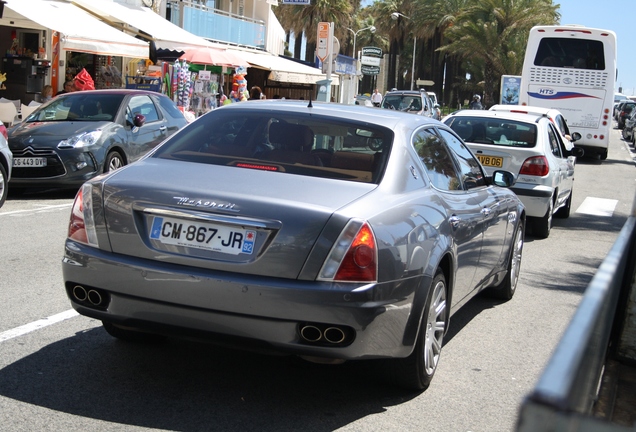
(62, 100, 525, 390)
(8, 89, 187, 190)
(616, 102, 635, 129)
(380, 89, 435, 118)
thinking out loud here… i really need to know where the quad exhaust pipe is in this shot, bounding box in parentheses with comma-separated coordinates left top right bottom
(299, 323, 352, 345)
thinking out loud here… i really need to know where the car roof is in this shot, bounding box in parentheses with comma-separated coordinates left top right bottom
(217, 100, 439, 130)
(489, 104, 559, 117)
(383, 90, 424, 96)
(444, 109, 546, 124)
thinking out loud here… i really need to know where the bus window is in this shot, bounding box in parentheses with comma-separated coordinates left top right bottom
(533, 38, 605, 70)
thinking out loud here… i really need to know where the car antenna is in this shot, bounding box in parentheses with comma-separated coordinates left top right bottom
(307, 96, 313, 108)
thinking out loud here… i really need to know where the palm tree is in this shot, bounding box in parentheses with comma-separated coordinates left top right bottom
(410, 0, 470, 107)
(441, 0, 559, 107)
(273, 0, 354, 63)
(370, 0, 413, 90)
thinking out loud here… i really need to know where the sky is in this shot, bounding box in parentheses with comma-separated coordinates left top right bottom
(557, 0, 634, 95)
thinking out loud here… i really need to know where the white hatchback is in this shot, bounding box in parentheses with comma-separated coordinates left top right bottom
(489, 104, 581, 152)
(444, 110, 584, 238)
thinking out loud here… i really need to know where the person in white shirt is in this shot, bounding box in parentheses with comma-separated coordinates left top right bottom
(371, 89, 382, 107)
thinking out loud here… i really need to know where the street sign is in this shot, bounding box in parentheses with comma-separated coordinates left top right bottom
(361, 56, 381, 66)
(280, 0, 310, 4)
(316, 22, 331, 62)
(416, 79, 435, 86)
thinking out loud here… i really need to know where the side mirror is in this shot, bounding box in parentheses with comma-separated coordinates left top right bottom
(133, 114, 146, 128)
(491, 170, 516, 187)
(570, 132, 582, 142)
(570, 146, 585, 158)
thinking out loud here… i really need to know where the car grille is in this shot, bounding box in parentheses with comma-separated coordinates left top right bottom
(11, 147, 66, 178)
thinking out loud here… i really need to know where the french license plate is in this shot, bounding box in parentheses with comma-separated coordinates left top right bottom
(477, 155, 503, 168)
(13, 157, 47, 167)
(149, 216, 255, 255)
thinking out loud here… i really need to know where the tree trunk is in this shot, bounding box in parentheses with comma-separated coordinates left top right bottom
(483, 61, 496, 108)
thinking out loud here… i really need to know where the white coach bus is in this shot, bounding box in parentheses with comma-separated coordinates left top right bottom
(519, 25, 617, 160)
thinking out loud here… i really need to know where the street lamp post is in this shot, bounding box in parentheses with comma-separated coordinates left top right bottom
(346, 25, 376, 103)
(391, 12, 416, 91)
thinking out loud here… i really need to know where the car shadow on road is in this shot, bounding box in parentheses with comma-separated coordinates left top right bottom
(0, 326, 422, 431)
(6, 187, 78, 201)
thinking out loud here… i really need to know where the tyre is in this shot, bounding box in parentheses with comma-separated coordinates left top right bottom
(533, 197, 553, 239)
(487, 221, 524, 301)
(0, 163, 7, 209)
(554, 190, 572, 219)
(386, 269, 447, 390)
(622, 128, 630, 141)
(104, 151, 125, 173)
(600, 149, 608, 160)
(102, 321, 166, 343)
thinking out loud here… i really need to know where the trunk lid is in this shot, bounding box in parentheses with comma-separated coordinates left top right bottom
(100, 158, 376, 279)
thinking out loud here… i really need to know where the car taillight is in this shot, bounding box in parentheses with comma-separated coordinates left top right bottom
(519, 156, 549, 177)
(318, 220, 377, 283)
(68, 183, 98, 247)
(0, 125, 7, 140)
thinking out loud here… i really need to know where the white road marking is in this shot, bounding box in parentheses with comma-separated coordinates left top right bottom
(0, 203, 72, 216)
(0, 309, 78, 343)
(575, 197, 618, 217)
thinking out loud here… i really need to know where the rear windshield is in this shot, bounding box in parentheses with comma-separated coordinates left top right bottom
(446, 117, 537, 148)
(381, 94, 423, 112)
(533, 37, 605, 70)
(152, 109, 393, 184)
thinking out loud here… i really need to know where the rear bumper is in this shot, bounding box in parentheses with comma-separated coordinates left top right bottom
(511, 184, 553, 218)
(63, 240, 427, 360)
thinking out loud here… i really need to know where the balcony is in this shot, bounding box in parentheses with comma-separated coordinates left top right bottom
(167, 1, 266, 50)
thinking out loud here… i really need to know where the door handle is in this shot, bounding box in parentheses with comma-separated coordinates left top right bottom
(159, 126, 167, 133)
(449, 215, 461, 229)
(481, 207, 491, 217)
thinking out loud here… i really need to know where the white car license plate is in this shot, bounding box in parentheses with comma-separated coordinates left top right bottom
(477, 155, 503, 168)
(13, 157, 47, 167)
(149, 216, 255, 255)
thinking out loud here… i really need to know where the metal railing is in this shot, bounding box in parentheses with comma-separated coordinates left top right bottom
(516, 215, 636, 431)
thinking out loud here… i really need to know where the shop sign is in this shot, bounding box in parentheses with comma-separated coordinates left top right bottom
(361, 65, 380, 75)
(361, 47, 382, 58)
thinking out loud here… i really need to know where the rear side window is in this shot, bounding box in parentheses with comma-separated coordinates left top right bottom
(413, 128, 461, 191)
(152, 110, 392, 184)
(447, 117, 537, 148)
(157, 95, 186, 120)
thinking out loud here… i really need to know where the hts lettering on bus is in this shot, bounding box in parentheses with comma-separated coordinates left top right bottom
(538, 88, 555, 96)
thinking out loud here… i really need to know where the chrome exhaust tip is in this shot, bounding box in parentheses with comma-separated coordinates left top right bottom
(323, 327, 346, 344)
(300, 325, 322, 342)
(87, 289, 103, 306)
(72, 285, 88, 302)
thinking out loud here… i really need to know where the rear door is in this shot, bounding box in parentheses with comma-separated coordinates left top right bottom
(546, 122, 574, 209)
(412, 127, 484, 302)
